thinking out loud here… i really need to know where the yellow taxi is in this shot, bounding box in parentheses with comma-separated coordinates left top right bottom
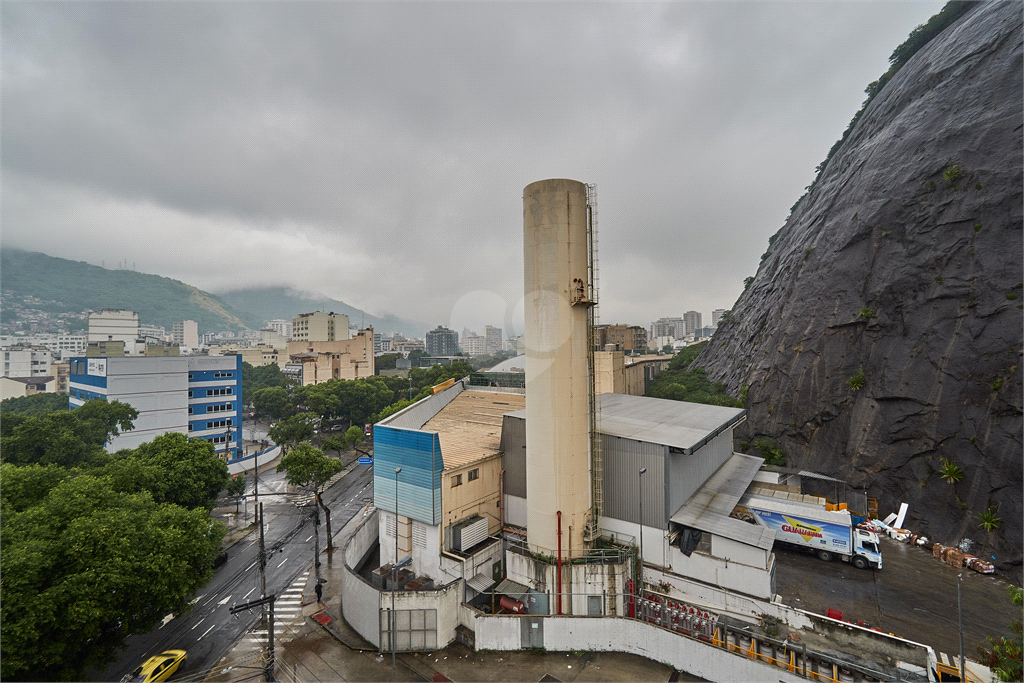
(123, 650, 187, 682)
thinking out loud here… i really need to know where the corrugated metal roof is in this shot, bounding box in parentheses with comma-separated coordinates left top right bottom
(466, 573, 496, 593)
(503, 394, 746, 454)
(379, 379, 466, 430)
(596, 393, 745, 453)
(762, 465, 846, 483)
(670, 452, 776, 550)
(494, 578, 530, 601)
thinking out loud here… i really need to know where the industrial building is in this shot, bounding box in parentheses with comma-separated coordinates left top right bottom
(337, 179, 936, 682)
(68, 354, 243, 457)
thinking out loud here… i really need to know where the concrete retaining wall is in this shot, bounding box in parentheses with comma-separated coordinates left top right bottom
(475, 615, 806, 683)
(390, 578, 464, 649)
(342, 509, 384, 648)
(227, 446, 280, 474)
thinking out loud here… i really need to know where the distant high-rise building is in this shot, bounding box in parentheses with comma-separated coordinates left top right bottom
(484, 325, 503, 355)
(2, 345, 53, 378)
(173, 320, 199, 348)
(88, 309, 139, 345)
(267, 319, 293, 339)
(460, 328, 487, 356)
(683, 311, 702, 336)
(651, 317, 685, 340)
(291, 311, 350, 343)
(425, 326, 459, 356)
(139, 324, 168, 341)
(711, 309, 727, 327)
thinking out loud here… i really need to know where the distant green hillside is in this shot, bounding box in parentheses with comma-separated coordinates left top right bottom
(0, 249, 265, 333)
(218, 287, 430, 337)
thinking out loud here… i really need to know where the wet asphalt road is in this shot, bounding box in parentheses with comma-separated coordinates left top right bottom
(89, 465, 374, 682)
(774, 535, 1021, 659)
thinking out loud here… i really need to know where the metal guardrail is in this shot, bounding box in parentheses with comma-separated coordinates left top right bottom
(505, 536, 631, 564)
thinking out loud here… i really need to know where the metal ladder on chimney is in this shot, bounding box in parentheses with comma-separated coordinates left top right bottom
(584, 183, 603, 543)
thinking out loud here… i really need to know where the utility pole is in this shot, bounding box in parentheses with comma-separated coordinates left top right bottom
(259, 503, 268, 625)
(312, 497, 322, 586)
(958, 573, 966, 683)
(230, 593, 276, 682)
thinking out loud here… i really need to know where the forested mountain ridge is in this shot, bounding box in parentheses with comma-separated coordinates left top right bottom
(0, 249, 265, 333)
(695, 3, 1022, 572)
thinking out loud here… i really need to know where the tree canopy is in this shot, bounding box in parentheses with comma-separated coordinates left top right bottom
(252, 386, 293, 420)
(276, 442, 343, 494)
(1, 473, 224, 681)
(0, 392, 70, 416)
(268, 412, 317, 450)
(0, 399, 138, 468)
(645, 342, 742, 408)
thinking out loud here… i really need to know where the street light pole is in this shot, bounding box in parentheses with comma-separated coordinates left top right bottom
(392, 466, 402, 683)
(638, 467, 647, 604)
(958, 573, 965, 683)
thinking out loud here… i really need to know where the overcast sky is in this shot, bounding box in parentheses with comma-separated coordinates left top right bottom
(2, 1, 945, 337)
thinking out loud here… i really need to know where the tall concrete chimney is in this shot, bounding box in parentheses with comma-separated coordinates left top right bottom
(523, 178, 592, 553)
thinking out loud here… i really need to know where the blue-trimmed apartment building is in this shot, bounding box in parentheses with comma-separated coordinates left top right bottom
(69, 354, 243, 459)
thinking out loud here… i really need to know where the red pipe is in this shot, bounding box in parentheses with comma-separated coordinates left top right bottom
(556, 510, 563, 615)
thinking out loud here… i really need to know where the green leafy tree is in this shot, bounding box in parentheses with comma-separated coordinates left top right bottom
(645, 342, 742, 408)
(267, 412, 317, 454)
(0, 392, 70, 416)
(407, 349, 428, 365)
(225, 473, 246, 514)
(252, 386, 292, 420)
(0, 475, 224, 681)
(241, 361, 291, 405)
(753, 437, 787, 467)
(0, 463, 68, 513)
(344, 425, 364, 449)
(374, 353, 402, 372)
(1, 399, 138, 467)
(108, 433, 230, 510)
(277, 443, 344, 551)
(320, 435, 348, 456)
(977, 586, 1023, 681)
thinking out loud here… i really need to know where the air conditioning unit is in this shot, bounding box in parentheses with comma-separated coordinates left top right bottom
(452, 515, 488, 552)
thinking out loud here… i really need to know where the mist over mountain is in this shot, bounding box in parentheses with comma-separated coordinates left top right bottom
(0, 249, 265, 333)
(217, 287, 430, 337)
(696, 3, 1022, 572)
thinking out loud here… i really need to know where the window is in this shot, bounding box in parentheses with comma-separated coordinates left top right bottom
(188, 407, 193, 415)
(696, 533, 712, 555)
(188, 373, 193, 379)
(213, 372, 233, 378)
(467, 469, 479, 482)
(451, 474, 462, 487)
(206, 388, 232, 397)
(188, 424, 193, 432)
(188, 390, 193, 398)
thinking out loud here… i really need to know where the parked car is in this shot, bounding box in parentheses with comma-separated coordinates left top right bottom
(121, 650, 187, 683)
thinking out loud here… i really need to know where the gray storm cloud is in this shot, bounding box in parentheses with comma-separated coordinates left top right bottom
(1, 1, 945, 327)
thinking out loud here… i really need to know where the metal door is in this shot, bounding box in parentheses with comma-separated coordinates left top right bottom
(527, 590, 549, 615)
(521, 617, 544, 648)
(588, 595, 603, 615)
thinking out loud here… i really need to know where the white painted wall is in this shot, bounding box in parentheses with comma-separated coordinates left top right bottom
(343, 510, 385, 648)
(710, 534, 769, 569)
(388, 578, 463, 650)
(665, 543, 773, 599)
(504, 495, 527, 527)
(474, 615, 806, 683)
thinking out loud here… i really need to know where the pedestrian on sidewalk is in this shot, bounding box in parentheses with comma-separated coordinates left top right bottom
(315, 580, 323, 603)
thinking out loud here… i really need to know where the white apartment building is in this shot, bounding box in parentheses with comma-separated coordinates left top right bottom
(173, 320, 199, 348)
(89, 309, 140, 345)
(266, 319, 293, 339)
(460, 329, 487, 356)
(484, 325, 503, 355)
(711, 309, 727, 327)
(2, 346, 53, 378)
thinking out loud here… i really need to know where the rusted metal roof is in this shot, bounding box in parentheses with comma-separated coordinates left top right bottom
(421, 390, 526, 468)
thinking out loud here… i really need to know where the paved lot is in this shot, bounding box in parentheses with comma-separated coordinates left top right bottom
(774, 536, 1020, 659)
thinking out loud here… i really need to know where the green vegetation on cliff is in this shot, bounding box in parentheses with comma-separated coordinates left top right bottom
(645, 342, 742, 408)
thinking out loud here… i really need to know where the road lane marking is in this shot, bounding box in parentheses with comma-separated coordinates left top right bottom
(305, 535, 313, 542)
(246, 561, 257, 571)
(191, 618, 206, 630)
(197, 623, 216, 640)
(243, 587, 256, 600)
(159, 613, 174, 629)
(218, 596, 230, 606)
(277, 558, 288, 568)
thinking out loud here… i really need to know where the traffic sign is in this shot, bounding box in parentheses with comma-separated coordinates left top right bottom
(358, 457, 372, 465)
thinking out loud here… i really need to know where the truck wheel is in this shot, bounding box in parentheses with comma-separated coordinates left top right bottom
(852, 556, 869, 570)
(817, 550, 834, 562)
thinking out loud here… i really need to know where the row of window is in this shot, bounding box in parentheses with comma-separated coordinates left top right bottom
(188, 387, 233, 398)
(451, 468, 480, 487)
(187, 371, 235, 379)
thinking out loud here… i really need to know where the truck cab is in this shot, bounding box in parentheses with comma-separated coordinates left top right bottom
(854, 527, 882, 569)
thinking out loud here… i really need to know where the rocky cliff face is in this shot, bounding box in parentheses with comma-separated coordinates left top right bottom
(697, 3, 1023, 572)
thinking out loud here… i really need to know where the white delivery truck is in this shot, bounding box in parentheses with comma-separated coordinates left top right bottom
(735, 495, 882, 570)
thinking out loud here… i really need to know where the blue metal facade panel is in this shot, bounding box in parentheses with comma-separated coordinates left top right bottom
(372, 425, 442, 525)
(187, 355, 243, 458)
